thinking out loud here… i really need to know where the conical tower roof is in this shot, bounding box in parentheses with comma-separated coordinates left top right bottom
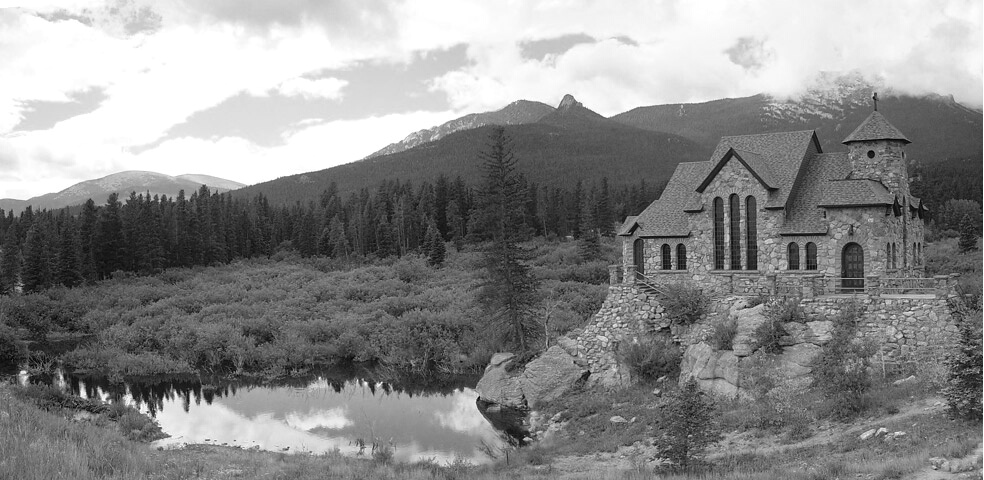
(842, 111, 911, 144)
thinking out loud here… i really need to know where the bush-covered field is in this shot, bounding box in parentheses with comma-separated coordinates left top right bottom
(0, 239, 614, 379)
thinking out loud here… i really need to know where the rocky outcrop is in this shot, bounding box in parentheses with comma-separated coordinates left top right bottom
(730, 304, 768, 357)
(475, 346, 589, 409)
(679, 299, 831, 397)
(678, 342, 743, 397)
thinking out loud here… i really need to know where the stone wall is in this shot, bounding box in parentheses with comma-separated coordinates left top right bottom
(571, 276, 962, 389)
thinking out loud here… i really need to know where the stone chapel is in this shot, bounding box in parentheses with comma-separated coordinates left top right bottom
(617, 109, 927, 294)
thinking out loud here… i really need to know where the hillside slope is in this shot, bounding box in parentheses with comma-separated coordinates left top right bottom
(367, 99, 555, 158)
(612, 83, 982, 163)
(0, 171, 245, 213)
(235, 95, 708, 205)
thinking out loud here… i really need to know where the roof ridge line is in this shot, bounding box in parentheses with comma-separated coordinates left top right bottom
(719, 129, 815, 139)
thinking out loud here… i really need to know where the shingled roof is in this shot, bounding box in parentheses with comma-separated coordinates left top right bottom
(623, 162, 708, 237)
(707, 130, 820, 209)
(842, 111, 911, 144)
(779, 152, 851, 234)
(819, 179, 895, 207)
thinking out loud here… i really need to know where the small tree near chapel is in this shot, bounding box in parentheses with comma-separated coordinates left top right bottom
(468, 126, 541, 353)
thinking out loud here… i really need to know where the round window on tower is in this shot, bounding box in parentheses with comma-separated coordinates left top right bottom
(866, 150, 875, 159)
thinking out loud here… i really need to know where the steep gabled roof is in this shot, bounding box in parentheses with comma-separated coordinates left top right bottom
(779, 152, 852, 235)
(617, 216, 640, 236)
(628, 162, 708, 237)
(706, 130, 819, 209)
(842, 111, 911, 144)
(696, 148, 778, 192)
(818, 179, 895, 207)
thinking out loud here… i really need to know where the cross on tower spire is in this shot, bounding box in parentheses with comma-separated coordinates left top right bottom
(872, 92, 879, 111)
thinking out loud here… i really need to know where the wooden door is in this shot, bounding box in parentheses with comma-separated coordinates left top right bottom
(841, 243, 864, 292)
(633, 238, 645, 280)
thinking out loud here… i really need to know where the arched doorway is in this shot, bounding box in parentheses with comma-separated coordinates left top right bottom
(841, 243, 864, 292)
(633, 238, 645, 280)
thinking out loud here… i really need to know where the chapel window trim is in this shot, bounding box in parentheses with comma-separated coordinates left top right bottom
(676, 244, 687, 270)
(805, 242, 818, 270)
(891, 242, 897, 270)
(746, 196, 758, 270)
(713, 197, 724, 270)
(788, 242, 800, 270)
(729, 194, 741, 270)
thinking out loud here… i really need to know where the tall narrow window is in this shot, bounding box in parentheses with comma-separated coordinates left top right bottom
(805, 242, 818, 270)
(729, 194, 741, 270)
(661, 244, 671, 269)
(713, 197, 724, 269)
(746, 196, 757, 270)
(788, 242, 800, 270)
(891, 243, 897, 270)
(886, 243, 891, 270)
(676, 244, 687, 270)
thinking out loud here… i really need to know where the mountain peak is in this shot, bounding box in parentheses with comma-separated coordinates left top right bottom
(558, 94, 582, 110)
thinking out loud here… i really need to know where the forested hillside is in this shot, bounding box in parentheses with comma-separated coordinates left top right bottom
(0, 173, 655, 294)
(233, 100, 706, 206)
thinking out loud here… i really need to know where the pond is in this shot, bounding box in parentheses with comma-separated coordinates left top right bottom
(22, 369, 525, 465)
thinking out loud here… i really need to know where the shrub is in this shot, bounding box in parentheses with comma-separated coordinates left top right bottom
(658, 378, 722, 470)
(0, 323, 27, 367)
(752, 315, 786, 354)
(734, 352, 812, 432)
(709, 318, 738, 350)
(656, 282, 710, 325)
(813, 302, 877, 419)
(941, 306, 983, 420)
(617, 335, 681, 383)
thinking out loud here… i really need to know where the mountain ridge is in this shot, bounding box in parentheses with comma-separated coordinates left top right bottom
(366, 99, 555, 158)
(0, 171, 245, 213)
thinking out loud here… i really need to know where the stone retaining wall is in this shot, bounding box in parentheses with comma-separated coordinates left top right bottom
(571, 278, 962, 387)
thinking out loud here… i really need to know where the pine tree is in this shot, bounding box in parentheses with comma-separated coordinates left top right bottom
(958, 213, 978, 253)
(469, 126, 540, 353)
(597, 177, 615, 236)
(942, 305, 983, 420)
(0, 226, 20, 294)
(78, 199, 98, 284)
(95, 193, 125, 278)
(578, 189, 601, 262)
(659, 378, 722, 469)
(326, 215, 349, 258)
(424, 221, 445, 267)
(21, 222, 52, 293)
(55, 217, 82, 287)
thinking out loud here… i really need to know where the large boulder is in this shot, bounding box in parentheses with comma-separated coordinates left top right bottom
(475, 355, 526, 409)
(778, 343, 822, 377)
(679, 342, 743, 398)
(731, 304, 768, 357)
(475, 346, 589, 409)
(521, 346, 591, 406)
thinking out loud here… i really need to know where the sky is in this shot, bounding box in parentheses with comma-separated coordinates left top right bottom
(1, 0, 981, 200)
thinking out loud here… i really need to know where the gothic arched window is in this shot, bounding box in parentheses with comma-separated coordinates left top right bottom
(676, 244, 687, 270)
(891, 243, 897, 270)
(661, 244, 672, 269)
(805, 242, 818, 270)
(746, 196, 757, 270)
(729, 194, 741, 270)
(788, 242, 800, 270)
(713, 197, 724, 270)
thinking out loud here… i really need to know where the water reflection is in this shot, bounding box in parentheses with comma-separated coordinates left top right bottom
(27, 370, 517, 464)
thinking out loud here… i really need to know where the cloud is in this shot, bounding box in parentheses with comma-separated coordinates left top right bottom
(275, 77, 348, 100)
(0, 0, 980, 201)
(725, 37, 774, 72)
